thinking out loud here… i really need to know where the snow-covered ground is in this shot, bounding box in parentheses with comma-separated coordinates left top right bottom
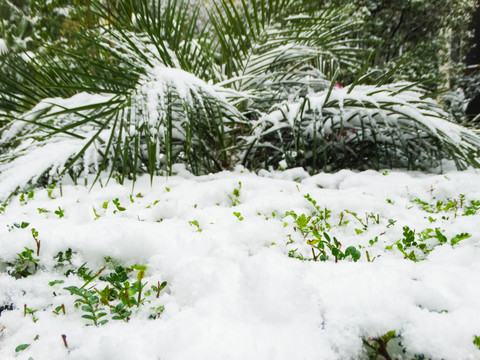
(0, 165, 479, 359)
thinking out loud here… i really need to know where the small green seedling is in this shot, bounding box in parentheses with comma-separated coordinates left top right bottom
(53, 304, 66, 315)
(189, 220, 202, 232)
(151, 281, 167, 298)
(54, 248, 74, 276)
(130, 265, 148, 307)
(464, 199, 480, 216)
(55, 207, 65, 218)
(47, 183, 56, 199)
(24, 305, 38, 323)
(7, 221, 30, 231)
(233, 212, 244, 221)
(31, 228, 40, 256)
(93, 207, 101, 219)
(474, 335, 480, 350)
(228, 182, 242, 206)
(343, 210, 367, 231)
(387, 219, 397, 228)
(112, 198, 126, 213)
(149, 306, 165, 320)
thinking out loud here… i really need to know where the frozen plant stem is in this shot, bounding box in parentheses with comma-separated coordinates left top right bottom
(31, 228, 40, 256)
(125, 284, 131, 307)
(61, 334, 69, 350)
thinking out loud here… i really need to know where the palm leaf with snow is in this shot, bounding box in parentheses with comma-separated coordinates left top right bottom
(0, 0, 244, 197)
(209, 0, 363, 111)
(243, 83, 480, 172)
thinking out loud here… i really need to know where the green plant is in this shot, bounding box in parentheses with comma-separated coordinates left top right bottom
(31, 228, 40, 256)
(15, 344, 30, 353)
(53, 304, 66, 316)
(1, 0, 478, 198)
(53, 248, 75, 276)
(64, 286, 108, 326)
(363, 329, 429, 360)
(7, 221, 30, 231)
(23, 305, 39, 323)
(149, 306, 165, 320)
(189, 220, 202, 232)
(233, 212, 244, 221)
(344, 210, 368, 233)
(112, 198, 126, 213)
(284, 194, 361, 262)
(412, 194, 480, 218)
(129, 265, 148, 308)
(54, 207, 65, 218)
(97, 264, 167, 319)
(7, 247, 39, 278)
(243, 82, 480, 173)
(151, 281, 168, 299)
(363, 330, 397, 360)
(474, 335, 480, 350)
(387, 226, 471, 261)
(228, 182, 242, 207)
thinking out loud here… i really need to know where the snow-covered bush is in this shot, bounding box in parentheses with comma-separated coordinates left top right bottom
(244, 84, 480, 172)
(0, 0, 479, 196)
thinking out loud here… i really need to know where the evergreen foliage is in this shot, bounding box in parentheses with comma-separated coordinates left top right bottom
(0, 0, 479, 196)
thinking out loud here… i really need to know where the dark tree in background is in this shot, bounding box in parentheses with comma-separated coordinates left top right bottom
(330, 0, 477, 93)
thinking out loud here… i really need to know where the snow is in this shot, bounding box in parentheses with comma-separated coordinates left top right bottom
(0, 166, 480, 359)
(0, 39, 7, 55)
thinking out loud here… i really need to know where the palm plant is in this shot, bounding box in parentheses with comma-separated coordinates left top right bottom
(0, 0, 245, 197)
(0, 0, 479, 198)
(243, 82, 480, 172)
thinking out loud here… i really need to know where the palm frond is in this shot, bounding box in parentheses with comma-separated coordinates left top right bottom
(0, 1, 245, 196)
(243, 83, 480, 172)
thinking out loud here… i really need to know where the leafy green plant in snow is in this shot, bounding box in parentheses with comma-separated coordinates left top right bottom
(387, 226, 471, 261)
(284, 194, 361, 262)
(228, 182, 242, 207)
(7, 247, 39, 278)
(412, 194, 480, 218)
(189, 220, 202, 232)
(474, 335, 480, 350)
(233, 212, 244, 221)
(64, 286, 108, 326)
(54, 207, 65, 218)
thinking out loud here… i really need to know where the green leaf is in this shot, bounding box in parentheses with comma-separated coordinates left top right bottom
(48, 280, 64, 286)
(345, 246, 361, 262)
(451, 233, 471, 246)
(435, 228, 448, 243)
(381, 330, 396, 344)
(15, 344, 30, 352)
(64, 286, 83, 295)
(474, 335, 480, 349)
(131, 265, 147, 271)
(296, 214, 308, 229)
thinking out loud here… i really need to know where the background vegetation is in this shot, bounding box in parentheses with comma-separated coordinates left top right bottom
(0, 0, 479, 196)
